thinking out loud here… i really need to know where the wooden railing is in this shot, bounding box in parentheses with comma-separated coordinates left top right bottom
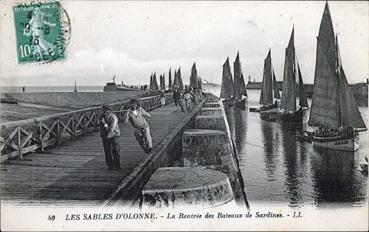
(0, 94, 173, 163)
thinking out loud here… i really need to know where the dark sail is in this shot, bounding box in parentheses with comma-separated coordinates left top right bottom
(161, 74, 166, 90)
(177, 67, 183, 89)
(220, 57, 234, 99)
(297, 63, 308, 107)
(309, 2, 341, 128)
(336, 38, 366, 130)
(233, 52, 243, 100)
(168, 68, 172, 90)
(240, 73, 247, 97)
(259, 50, 273, 105)
(152, 72, 159, 90)
(190, 63, 198, 88)
(272, 70, 281, 99)
(173, 69, 178, 88)
(281, 28, 296, 112)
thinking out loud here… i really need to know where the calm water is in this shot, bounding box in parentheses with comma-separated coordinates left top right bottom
(203, 87, 368, 209)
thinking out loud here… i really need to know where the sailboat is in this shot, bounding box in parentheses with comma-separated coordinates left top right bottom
(309, 2, 367, 151)
(220, 57, 235, 106)
(259, 50, 280, 120)
(278, 28, 309, 123)
(233, 52, 248, 108)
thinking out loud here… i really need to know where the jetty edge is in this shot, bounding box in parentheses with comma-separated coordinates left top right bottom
(104, 93, 248, 209)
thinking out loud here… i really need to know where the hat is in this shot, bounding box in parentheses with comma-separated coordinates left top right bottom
(102, 104, 113, 111)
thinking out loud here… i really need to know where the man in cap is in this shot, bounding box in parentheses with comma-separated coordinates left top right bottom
(99, 104, 121, 170)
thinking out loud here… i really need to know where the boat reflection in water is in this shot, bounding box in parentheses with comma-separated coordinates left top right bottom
(224, 95, 368, 209)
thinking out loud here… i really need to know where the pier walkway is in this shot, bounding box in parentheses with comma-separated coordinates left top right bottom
(0, 101, 200, 205)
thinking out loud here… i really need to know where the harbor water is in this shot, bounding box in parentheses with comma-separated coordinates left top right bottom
(204, 87, 368, 209)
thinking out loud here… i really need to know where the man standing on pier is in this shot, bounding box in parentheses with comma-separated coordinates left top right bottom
(99, 104, 122, 170)
(123, 99, 153, 153)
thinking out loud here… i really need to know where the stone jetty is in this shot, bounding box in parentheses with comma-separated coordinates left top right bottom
(141, 97, 248, 208)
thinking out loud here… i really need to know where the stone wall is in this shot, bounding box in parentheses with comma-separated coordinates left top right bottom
(141, 95, 248, 209)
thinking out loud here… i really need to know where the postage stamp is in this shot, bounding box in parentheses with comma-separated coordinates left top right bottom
(13, 1, 70, 64)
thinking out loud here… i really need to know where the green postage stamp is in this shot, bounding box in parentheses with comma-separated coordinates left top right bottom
(13, 1, 70, 64)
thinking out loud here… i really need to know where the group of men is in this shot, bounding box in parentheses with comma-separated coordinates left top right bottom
(99, 87, 202, 171)
(173, 86, 202, 112)
(99, 99, 152, 170)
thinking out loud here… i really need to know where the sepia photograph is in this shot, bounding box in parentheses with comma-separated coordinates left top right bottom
(0, 0, 368, 231)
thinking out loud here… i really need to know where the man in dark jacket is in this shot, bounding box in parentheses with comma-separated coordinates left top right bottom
(99, 104, 121, 170)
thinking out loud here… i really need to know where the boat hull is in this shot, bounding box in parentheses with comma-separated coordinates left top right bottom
(278, 108, 306, 123)
(312, 134, 359, 151)
(260, 108, 279, 122)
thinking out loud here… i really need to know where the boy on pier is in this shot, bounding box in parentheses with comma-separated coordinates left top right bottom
(99, 104, 122, 170)
(123, 99, 153, 153)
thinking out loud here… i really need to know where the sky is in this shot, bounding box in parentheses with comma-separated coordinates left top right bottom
(0, 1, 368, 86)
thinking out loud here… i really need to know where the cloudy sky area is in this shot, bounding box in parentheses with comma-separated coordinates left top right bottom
(0, 1, 368, 86)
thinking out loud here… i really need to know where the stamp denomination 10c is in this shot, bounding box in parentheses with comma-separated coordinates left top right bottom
(13, 1, 69, 64)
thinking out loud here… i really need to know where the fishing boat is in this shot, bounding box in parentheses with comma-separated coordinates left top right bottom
(259, 50, 280, 121)
(278, 28, 309, 123)
(308, 2, 367, 151)
(220, 57, 235, 106)
(233, 52, 248, 109)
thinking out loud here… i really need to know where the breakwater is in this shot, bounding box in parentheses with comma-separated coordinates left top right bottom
(137, 94, 248, 209)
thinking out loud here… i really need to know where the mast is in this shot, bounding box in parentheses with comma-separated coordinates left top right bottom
(309, 2, 341, 129)
(259, 49, 273, 105)
(297, 63, 308, 107)
(281, 27, 296, 112)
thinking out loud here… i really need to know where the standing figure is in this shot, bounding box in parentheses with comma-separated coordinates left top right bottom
(160, 90, 166, 107)
(99, 104, 121, 170)
(184, 90, 193, 111)
(173, 86, 180, 106)
(178, 90, 185, 112)
(123, 99, 153, 153)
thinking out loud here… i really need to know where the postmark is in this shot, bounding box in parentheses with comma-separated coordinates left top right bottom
(13, 1, 71, 64)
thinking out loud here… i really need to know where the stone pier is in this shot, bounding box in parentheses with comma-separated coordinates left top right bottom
(141, 97, 248, 208)
(195, 115, 227, 130)
(141, 167, 235, 208)
(182, 129, 232, 167)
(183, 100, 247, 206)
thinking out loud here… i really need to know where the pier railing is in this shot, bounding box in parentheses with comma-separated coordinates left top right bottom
(0, 94, 173, 163)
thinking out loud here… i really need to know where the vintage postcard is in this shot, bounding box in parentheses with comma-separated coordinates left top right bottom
(0, 0, 368, 231)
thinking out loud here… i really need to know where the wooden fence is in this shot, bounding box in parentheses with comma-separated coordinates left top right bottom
(0, 94, 173, 163)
